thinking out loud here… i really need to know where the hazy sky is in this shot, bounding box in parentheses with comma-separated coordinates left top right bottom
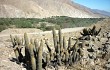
(72, 0, 110, 12)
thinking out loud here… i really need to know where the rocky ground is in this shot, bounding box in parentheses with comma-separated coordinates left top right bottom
(0, 18, 110, 70)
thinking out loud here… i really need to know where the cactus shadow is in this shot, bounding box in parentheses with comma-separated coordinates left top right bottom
(9, 57, 31, 70)
(9, 57, 21, 64)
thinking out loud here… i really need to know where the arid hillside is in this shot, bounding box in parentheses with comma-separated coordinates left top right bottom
(0, 18, 110, 70)
(0, 0, 105, 18)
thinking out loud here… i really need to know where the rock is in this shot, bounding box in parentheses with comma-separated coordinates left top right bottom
(105, 64, 110, 68)
(108, 59, 110, 62)
(0, 43, 5, 48)
(22, 68, 26, 70)
(89, 59, 95, 65)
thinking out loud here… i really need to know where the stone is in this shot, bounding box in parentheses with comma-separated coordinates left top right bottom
(105, 64, 110, 68)
(108, 59, 110, 62)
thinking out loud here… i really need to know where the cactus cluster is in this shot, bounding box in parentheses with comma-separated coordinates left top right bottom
(10, 33, 43, 70)
(80, 25, 101, 36)
(10, 26, 101, 70)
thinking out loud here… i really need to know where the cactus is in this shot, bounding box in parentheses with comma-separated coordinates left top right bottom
(72, 51, 79, 63)
(56, 53, 62, 66)
(15, 36, 22, 46)
(34, 39, 39, 54)
(80, 25, 101, 36)
(63, 36, 67, 51)
(45, 39, 51, 53)
(37, 40, 43, 70)
(30, 38, 34, 45)
(24, 33, 29, 47)
(65, 50, 69, 65)
(14, 47, 19, 61)
(57, 43, 60, 54)
(58, 28, 63, 53)
(52, 28, 57, 52)
(67, 37, 72, 53)
(29, 44, 36, 70)
(10, 35, 16, 48)
(46, 54, 50, 66)
(50, 51, 54, 61)
(24, 33, 30, 69)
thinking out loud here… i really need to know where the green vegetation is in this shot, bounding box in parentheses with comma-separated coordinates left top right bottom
(0, 16, 104, 32)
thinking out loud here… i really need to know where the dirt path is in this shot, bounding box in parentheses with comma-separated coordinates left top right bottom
(0, 27, 85, 38)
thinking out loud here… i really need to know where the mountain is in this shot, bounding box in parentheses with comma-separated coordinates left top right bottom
(0, 0, 107, 18)
(91, 9, 110, 17)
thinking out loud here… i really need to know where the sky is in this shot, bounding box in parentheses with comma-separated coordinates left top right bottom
(72, 0, 110, 12)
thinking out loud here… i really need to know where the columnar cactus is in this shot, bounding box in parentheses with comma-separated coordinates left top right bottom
(56, 53, 62, 65)
(37, 40, 43, 70)
(10, 35, 16, 48)
(52, 28, 57, 52)
(24, 33, 30, 69)
(45, 39, 51, 53)
(29, 44, 36, 70)
(67, 37, 72, 53)
(46, 53, 50, 66)
(15, 36, 21, 45)
(65, 50, 69, 65)
(63, 36, 67, 51)
(58, 28, 63, 53)
(14, 47, 19, 61)
(30, 38, 34, 45)
(24, 33, 29, 47)
(34, 39, 39, 53)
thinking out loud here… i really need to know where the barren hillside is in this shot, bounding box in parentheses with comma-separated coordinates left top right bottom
(0, 0, 105, 18)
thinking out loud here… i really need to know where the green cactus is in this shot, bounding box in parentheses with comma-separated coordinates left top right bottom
(14, 47, 19, 61)
(56, 53, 62, 66)
(46, 54, 50, 66)
(21, 38, 24, 46)
(24, 33, 30, 69)
(61, 50, 64, 60)
(50, 51, 54, 61)
(24, 33, 29, 48)
(63, 36, 67, 51)
(34, 39, 39, 53)
(57, 43, 60, 54)
(15, 36, 22, 46)
(10, 35, 16, 47)
(65, 50, 69, 65)
(37, 40, 43, 70)
(80, 25, 101, 36)
(29, 44, 36, 70)
(45, 39, 51, 53)
(52, 28, 57, 52)
(58, 28, 63, 53)
(30, 38, 34, 45)
(67, 37, 72, 52)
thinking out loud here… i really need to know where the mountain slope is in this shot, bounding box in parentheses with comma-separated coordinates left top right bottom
(91, 9, 110, 17)
(0, 0, 107, 18)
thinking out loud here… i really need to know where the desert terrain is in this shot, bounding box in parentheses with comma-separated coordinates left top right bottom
(0, 18, 110, 70)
